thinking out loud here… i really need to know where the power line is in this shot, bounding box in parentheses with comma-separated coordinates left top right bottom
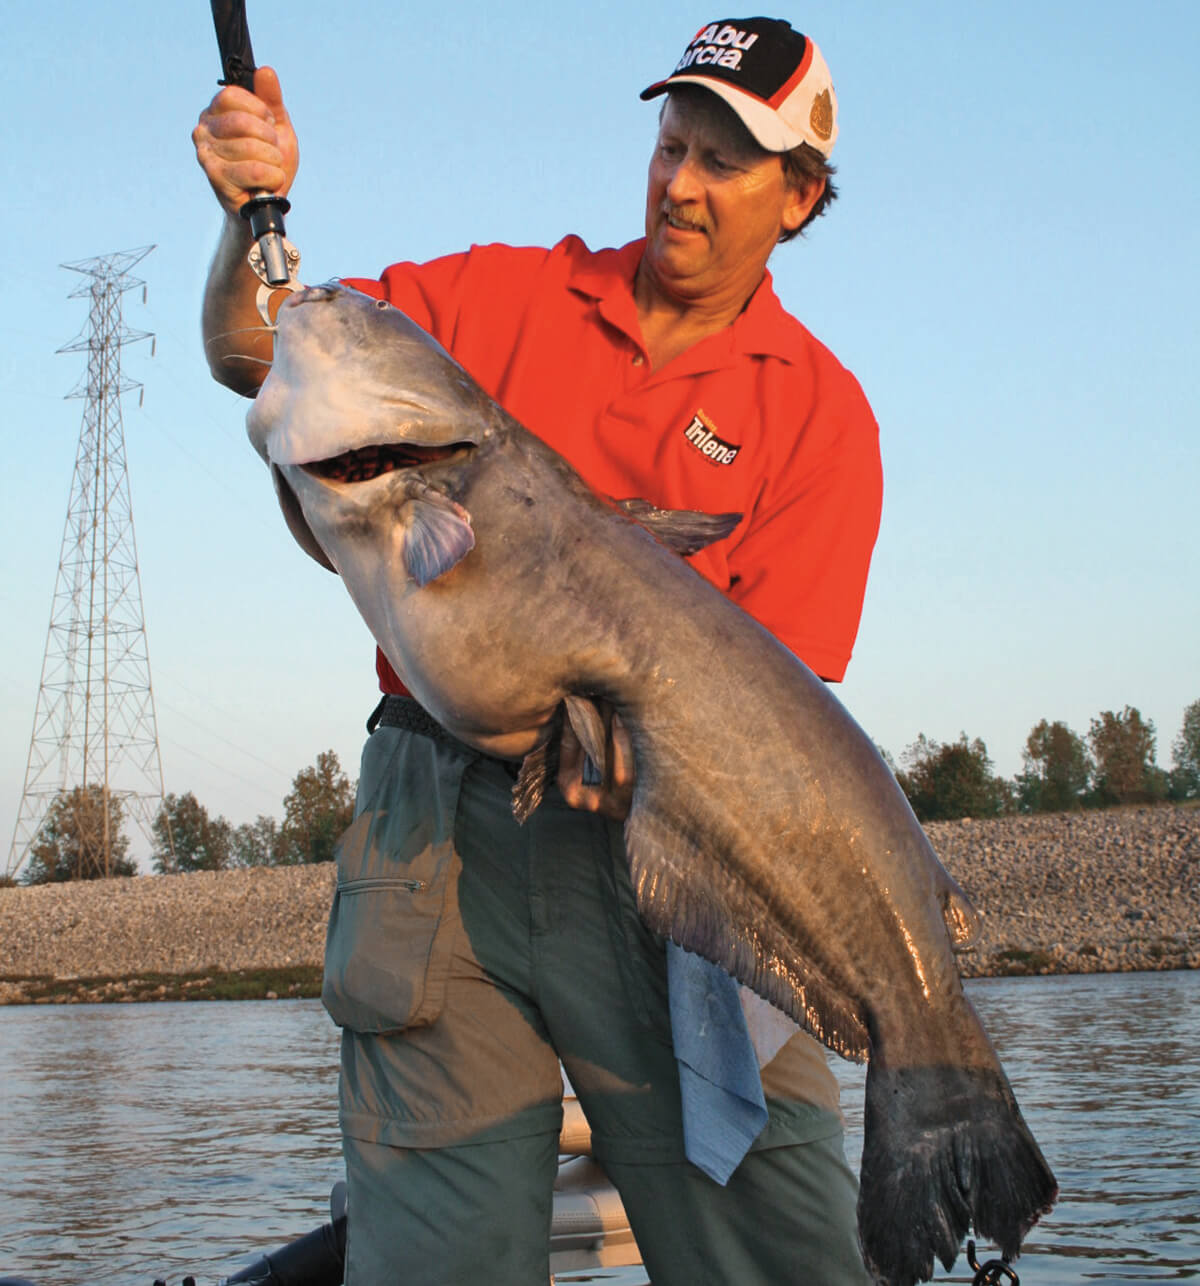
(7, 247, 171, 880)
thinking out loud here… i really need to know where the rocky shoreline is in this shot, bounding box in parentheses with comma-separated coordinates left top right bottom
(924, 804, 1198, 977)
(1, 804, 1196, 1004)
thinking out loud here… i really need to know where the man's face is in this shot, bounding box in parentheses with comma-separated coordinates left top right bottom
(642, 90, 818, 307)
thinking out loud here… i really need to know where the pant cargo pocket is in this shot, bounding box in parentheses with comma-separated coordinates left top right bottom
(322, 726, 472, 1034)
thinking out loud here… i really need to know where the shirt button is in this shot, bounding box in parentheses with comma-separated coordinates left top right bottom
(632, 353, 644, 366)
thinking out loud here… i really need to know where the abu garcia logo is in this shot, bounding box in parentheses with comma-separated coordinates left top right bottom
(683, 410, 740, 466)
(675, 23, 759, 73)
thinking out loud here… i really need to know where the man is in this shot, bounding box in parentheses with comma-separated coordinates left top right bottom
(195, 17, 881, 1284)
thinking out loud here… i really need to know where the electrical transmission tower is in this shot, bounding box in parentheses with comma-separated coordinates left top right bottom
(7, 246, 170, 882)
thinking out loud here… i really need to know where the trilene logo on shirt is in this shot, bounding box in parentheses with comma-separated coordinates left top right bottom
(682, 409, 741, 466)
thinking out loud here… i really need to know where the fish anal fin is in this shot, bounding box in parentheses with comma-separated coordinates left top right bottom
(404, 496, 475, 586)
(624, 806, 870, 1062)
(615, 499, 742, 556)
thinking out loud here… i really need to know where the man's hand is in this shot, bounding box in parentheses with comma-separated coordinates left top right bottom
(193, 67, 299, 218)
(557, 706, 635, 821)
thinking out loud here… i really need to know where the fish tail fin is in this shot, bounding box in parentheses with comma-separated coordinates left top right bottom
(857, 1052, 1057, 1286)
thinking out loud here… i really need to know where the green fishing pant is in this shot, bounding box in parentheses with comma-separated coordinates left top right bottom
(323, 722, 871, 1285)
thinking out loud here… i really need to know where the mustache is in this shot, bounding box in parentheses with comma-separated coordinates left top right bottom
(662, 204, 708, 233)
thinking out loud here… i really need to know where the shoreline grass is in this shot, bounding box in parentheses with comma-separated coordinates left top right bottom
(0, 965, 324, 1005)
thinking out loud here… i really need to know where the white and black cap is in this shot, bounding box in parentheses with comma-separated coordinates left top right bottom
(640, 17, 838, 157)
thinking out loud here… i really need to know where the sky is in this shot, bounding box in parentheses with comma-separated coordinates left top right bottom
(2, 1, 1197, 873)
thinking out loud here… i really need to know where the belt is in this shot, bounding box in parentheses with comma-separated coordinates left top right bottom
(367, 694, 519, 775)
(368, 694, 459, 742)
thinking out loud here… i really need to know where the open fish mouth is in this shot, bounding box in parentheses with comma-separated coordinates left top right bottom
(302, 440, 473, 483)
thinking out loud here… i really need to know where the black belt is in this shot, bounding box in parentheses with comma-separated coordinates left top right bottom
(368, 694, 456, 742)
(367, 694, 520, 775)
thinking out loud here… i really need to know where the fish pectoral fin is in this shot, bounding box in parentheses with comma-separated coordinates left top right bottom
(615, 499, 742, 556)
(624, 804, 871, 1062)
(563, 695, 608, 782)
(403, 496, 475, 587)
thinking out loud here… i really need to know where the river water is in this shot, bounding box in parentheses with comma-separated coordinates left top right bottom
(0, 971, 1196, 1285)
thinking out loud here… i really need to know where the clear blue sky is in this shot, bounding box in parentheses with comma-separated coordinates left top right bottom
(2, 1, 1197, 869)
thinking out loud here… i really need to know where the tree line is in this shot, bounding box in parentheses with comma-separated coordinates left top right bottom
(888, 700, 1200, 822)
(12, 699, 1199, 883)
(16, 750, 355, 884)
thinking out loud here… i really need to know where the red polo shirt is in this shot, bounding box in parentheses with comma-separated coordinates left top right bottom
(344, 235, 881, 689)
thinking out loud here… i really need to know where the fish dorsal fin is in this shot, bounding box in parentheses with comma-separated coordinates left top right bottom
(403, 494, 475, 586)
(563, 694, 607, 781)
(615, 499, 742, 556)
(623, 804, 871, 1062)
(936, 864, 982, 950)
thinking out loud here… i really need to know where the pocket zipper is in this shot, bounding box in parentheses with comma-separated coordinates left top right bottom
(339, 875, 427, 893)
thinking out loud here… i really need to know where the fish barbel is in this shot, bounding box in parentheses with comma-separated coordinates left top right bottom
(246, 283, 1056, 1286)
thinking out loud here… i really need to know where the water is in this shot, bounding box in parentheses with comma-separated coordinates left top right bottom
(834, 973, 1200, 1284)
(0, 972, 1197, 1284)
(0, 999, 343, 1284)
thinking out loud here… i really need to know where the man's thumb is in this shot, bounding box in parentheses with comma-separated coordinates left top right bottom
(253, 65, 288, 121)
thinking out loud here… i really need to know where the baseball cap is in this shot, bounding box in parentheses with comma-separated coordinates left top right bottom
(640, 18, 838, 157)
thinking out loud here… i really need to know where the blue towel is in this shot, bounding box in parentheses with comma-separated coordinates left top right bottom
(667, 943, 768, 1185)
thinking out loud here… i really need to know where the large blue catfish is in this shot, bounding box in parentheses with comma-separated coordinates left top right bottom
(247, 283, 1056, 1286)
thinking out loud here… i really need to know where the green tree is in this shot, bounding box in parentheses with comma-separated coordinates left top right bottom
(277, 750, 356, 864)
(1088, 706, 1163, 806)
(151, 792, 233, 874)
(1168, 698, 1200, 800)
(22, 785, 136, 884)
(231, 814, 284, 867)
(896, 733, 1008, 822)
(1016, 719, 1091, 813)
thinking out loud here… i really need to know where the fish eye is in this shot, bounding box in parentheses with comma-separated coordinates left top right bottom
(375, 299, 390, 310)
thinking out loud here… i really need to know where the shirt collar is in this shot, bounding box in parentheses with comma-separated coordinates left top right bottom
(567, 237, 804, 366)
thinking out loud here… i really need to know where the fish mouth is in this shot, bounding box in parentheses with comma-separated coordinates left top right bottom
(301, 440, 473, 484)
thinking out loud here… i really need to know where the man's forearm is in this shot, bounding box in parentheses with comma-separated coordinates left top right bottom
(202, 211, 273, 396)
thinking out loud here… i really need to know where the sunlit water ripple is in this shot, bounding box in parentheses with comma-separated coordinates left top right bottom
(0, 972, 1196, 1284)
